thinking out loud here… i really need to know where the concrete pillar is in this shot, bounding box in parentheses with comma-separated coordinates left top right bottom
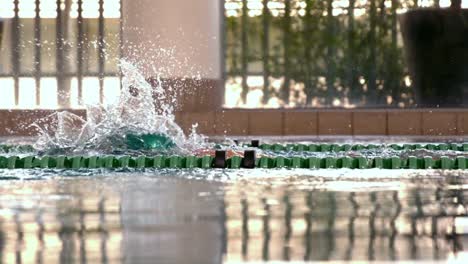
(121, 0, 224, 112)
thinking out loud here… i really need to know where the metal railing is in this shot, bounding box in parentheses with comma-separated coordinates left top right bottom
(0, 0, 121, 109)
(223, 0, 461, 108)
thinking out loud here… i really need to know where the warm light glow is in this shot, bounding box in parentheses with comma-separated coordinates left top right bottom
(404, 75, 412, 87)
(225, 2, 241, 10)
(103, 0, 121, 18)
(103, 77, 121, 105)
(1, 0, 121, 18)
(245, 89, 263, 108)
(247, 1, 263, 10)
(454, 217, 468, 235)
(40, 0, 57, 18)
(82, 77, 100, 105)
(224, 78, 242, 107)
(267, 1, 285, 10)
(267, 97, 281, 107)
(0, 78, 15, 108)
(0, 0, 14, 18)
(224, 0, 468, 18)
(447, 251, 468, 263)
(440, 0, 451, 8)
(40, 77, 58, 108)
(246, 76, 263, 88)
(18, 0, 35, 18)
(70, 77, 81, 108)
(82, 0, 99, 18)
(418, 0, 435, 7)
(18, 78, 37, 109)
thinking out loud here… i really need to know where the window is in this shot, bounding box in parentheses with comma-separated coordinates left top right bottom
(0, 0, 121, 109)
(224, 0, 468, 108)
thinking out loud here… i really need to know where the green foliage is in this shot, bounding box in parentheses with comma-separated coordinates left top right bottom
(225, 0, 417, 107)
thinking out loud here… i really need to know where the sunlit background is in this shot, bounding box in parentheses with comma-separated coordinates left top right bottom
(1, 0, 468, 109)
(223, 0, 468, 108)
(0, 0, 121, 109)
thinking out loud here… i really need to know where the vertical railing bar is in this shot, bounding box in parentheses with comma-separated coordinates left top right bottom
(241, 0, 248, 103)
(390, 0, 399, 106)
(98, 0, 105, 104)
(12, 0, 20, 106)
(220, 0, 227, 98)
(325, 0, 335, 106)
(56, 0, 66, 108)
(368, 0, 377, 104)
(262, 0, 270, 105)
(378, 0, 387, 105)
(119, 0, 124, 91)
(35, 0, 41, 107)
(77, 0, 84, 105)
(282, 0, 291, 105)
(348, 0, 356, 103)
(303, 0, 314, 106)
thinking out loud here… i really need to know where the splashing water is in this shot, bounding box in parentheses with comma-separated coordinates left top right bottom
(32, 59, 211, 155)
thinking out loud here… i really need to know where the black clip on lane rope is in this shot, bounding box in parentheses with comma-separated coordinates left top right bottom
(214, 150, 227, 168)
(251, 140, 260, 148)
(242, 150, 256, 169)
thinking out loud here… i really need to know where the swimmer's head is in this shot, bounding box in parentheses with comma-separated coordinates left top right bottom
(129, 86, 139, 97)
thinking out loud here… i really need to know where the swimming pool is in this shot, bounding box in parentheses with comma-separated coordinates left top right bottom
(0, 137, 467, 263)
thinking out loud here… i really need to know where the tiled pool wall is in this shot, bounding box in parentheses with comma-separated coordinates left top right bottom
(1, 109, 467, 137)
(1, 77, 467, 137)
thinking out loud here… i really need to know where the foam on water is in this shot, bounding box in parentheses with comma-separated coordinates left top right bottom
(32, 59, 211, 155)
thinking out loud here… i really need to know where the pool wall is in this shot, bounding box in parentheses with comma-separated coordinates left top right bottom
(1, 108, 467, 137)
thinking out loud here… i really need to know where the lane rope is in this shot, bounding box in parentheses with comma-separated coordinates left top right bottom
(0, 152, 467, 170)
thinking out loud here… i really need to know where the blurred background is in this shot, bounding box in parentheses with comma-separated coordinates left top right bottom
(0, 0, 467, 110)
(0, 0, 121, 109)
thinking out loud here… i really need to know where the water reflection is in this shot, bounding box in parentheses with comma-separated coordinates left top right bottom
(0, 170, 466, 263)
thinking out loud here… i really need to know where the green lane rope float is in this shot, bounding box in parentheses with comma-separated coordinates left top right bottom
(2, 142, 468, 154)
(1, 150, 468, 170)
(241, 141, 468, 152)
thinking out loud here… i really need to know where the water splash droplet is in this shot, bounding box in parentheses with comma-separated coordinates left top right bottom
(33, 59, 211, 154)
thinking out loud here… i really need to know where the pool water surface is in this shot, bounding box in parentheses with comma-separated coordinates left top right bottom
(0, 168, 467, 263)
